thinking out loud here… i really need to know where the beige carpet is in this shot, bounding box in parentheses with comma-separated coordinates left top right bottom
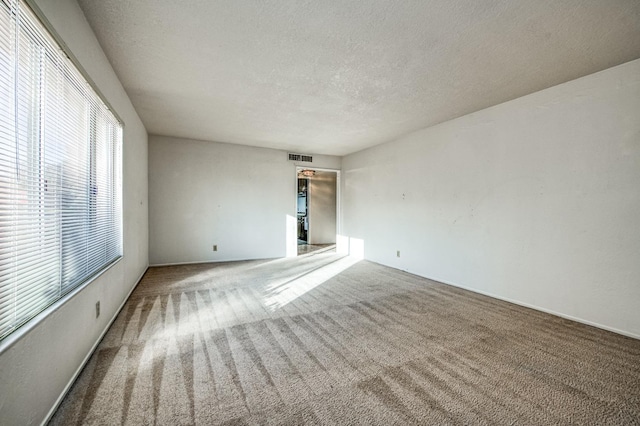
(50, 252, 640, 425)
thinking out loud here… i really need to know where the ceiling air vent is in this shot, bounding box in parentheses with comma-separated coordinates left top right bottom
(288, 153, 313, 163)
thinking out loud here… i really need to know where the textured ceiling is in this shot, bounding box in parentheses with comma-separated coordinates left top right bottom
(77, 0, 640, 156)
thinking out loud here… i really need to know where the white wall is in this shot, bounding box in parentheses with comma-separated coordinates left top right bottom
(0, 1, 149, 425)
(149, 135, 341, 265)
(343, 59, 640, 338)
(308, 171, 337, 244)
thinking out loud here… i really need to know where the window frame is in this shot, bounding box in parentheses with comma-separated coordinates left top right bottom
(0, 0, 124, 354)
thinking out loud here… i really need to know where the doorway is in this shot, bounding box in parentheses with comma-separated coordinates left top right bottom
(296, 168, 339, 256)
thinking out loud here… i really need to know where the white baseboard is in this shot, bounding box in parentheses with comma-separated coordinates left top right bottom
(150, 259, 224, 267)
(378, 261, 640, 341)
(41, 266, 149, 426)
(149, 257, 277, 267)
(416, 271, 640, 340)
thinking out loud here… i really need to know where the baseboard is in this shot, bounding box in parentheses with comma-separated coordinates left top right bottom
(385, 263, 639, 340)
(149, 257, 278, 267)
(41, 265, 149, 426)
(150, 259, 224, 267)
(434, 276, 639, 340)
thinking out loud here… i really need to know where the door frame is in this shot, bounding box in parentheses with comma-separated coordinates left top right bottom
(293, 166, 341, 255)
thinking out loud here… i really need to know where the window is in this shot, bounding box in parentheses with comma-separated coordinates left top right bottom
(0, 0, 122, 342)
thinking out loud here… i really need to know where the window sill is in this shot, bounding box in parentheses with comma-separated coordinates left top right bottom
(0, 256, 123, 356)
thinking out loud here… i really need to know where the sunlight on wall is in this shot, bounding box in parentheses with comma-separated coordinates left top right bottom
(349, 237, 365, 259)
(286, 214, 297, 257)
(263, 255, 361, 311)
(336, 234, 349, 255)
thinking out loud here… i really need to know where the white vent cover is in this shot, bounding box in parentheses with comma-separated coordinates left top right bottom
(288, 153, 313, 162)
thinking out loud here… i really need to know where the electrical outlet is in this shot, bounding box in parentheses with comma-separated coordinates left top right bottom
(95, 301, 100, 318)
(397, 250, 400, 258)
(213, 245, 218, 251)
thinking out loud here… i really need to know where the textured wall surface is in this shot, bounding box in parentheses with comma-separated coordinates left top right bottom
(77, 0, 640, 155)
(149, 135, 341, 265)
(343, 59, 640, 337)
(0, 1, 149, 425)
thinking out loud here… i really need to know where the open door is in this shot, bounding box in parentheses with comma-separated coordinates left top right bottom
(297, 177, 309, 243)
(295, 168, 339, 255)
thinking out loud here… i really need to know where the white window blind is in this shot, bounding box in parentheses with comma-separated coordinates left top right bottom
(0, 0, 122, 342)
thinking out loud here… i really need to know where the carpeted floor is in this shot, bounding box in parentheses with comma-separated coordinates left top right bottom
(50, 251, 640, 425)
